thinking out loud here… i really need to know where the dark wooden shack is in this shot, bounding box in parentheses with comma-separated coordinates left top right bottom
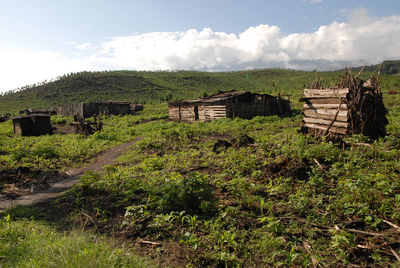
(13, 115, 53, 136)
(130, 104, 144, 112)
(0, 115, 9, 122)
(58, 101, 132, 118)
(299, 71, 388, 140)
(26, 108, 57, 115)
(169, 90, 291, 122)
(97, 102, 131, 115)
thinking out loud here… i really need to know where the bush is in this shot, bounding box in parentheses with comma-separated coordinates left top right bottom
(152, 173, 215, 214)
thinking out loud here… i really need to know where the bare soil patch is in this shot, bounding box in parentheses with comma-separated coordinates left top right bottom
(0, 138, 140, 211)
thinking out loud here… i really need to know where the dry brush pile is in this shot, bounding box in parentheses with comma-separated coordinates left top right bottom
(300, 69, 388, 141)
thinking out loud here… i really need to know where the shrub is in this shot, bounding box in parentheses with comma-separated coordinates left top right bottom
(152, 173, 215, 214)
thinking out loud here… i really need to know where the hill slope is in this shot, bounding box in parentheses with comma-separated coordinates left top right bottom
(0, 69, 343, 114)
(347, 60, 400, 74)
(1, 63, 399, 114)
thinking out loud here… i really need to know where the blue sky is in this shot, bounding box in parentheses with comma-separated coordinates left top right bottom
(0, 0, 399, 92)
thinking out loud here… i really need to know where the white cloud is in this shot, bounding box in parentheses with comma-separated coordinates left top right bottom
(70, 41, 92, 51)
(0, 50, 101, 93)
(76, 42, 92, 51)
(1, 8, 400, 93)
(96, 8, 400, 70)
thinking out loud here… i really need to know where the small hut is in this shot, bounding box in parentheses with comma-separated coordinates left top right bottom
(130, 104, 144, 113)
(0, 115, 9, 122)
(299, 71, 388, 140)
(169, 90, 291, 122)
(26, 108, 57, 115)
(13, 115, 53, 136)
(58, 101, 132, 118)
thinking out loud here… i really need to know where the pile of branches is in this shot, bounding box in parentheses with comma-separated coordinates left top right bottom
(73, 114, 103, 138)
(305, 69, 388, 141)
(339, 69, 388, 139)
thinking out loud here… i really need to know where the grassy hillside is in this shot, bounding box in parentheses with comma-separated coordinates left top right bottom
(348, 60, 400, 75)
(0, 69, 346, 114)
(1, 68, 399, 115)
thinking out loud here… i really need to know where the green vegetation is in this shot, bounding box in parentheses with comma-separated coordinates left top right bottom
(0, 105, 167, 173)
(0, 214, 153, 267)
(349, 60, 400, 75)
(0, 69, 344, 114)
(1, 68, 400, 266)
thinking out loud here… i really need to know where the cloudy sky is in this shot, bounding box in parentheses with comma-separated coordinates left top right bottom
(0, 0, 399, 93)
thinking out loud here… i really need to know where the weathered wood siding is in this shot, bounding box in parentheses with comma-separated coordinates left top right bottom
(229, 99, 288, 119)
(301, 88, 350, 135)
(168, 106, 181, 120)
(180, 106, 197, 122)
(168, 91, 291, 122)
(198, 105, 226, 121)
(98, 103, 131, 115)
(59, 102, 132, 118)
(13, 115, 53, 136)
(58, 103, 84, 117)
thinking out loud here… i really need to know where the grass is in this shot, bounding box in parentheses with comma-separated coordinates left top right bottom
(0, 213, 154, 268)
(52, 113, 400, 266)
(0, 69, 399, 266)
(0, 104, 168, 173)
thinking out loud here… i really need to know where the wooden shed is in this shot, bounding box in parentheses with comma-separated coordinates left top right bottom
(0, 115, 9, 122)
(130, 104, 144, 112)
(13, 115, 53, 136)
(58, 101, 132, 118)
(26, 108, 57, 115)
(169, 90, 291, 122)
(299, 71, 388, 140)
(97, 101, 131, 115)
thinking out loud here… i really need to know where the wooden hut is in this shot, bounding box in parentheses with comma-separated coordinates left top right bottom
(13, 115, 53, 136)
(169, 90, 291, 122)
(26, 108, 57, 115)
(299, 72, 388, 140)
(58, 101, 132, 118)
(97, 102, 131, 115)
(0, 115, 9, 122)
(130, 104, 144, 113)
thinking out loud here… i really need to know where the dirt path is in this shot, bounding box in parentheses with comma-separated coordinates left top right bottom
(0, 138, 140, 212)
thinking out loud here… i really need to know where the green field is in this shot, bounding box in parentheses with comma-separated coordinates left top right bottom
(1, 68, 400, 267)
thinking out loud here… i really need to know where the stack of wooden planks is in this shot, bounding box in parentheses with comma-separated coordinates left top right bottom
(300, 70, 388, 140)
(301, 88, 349, 135)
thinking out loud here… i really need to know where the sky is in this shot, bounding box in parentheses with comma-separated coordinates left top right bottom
(0, 0, 400, 93)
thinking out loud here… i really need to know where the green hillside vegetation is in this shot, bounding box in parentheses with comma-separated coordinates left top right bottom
(0, 61, 399, 115)
(0, 68, 400, 266)
(348, 60, 400, 75)
(0, 69, 346, 114)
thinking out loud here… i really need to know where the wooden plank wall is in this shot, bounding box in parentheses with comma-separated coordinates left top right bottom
(180, 106, 197, 122)
(301, 88, 350, 135)
(230, 101, 277, 119)
(168, 106, 181, 120)
(198, 105, 226, 121)
(58, 103, 84, 117)
(98, 103, 131, 115)
(13, 116, 52, 136)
